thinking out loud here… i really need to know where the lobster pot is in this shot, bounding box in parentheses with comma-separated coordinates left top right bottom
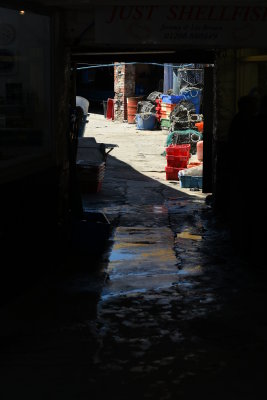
(172, 130, 191, 144)
(137, 101, 155, 114)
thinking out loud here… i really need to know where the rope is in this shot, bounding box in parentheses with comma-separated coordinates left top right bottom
(76, 62, 203, 71)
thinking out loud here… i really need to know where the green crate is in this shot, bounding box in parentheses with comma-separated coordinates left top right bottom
(160, 118, 171, 129)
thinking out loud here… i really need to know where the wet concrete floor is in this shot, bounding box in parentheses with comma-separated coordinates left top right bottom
(0, 114, 266, 399)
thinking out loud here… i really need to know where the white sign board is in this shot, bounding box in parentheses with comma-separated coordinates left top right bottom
(95, 5, 267, 47)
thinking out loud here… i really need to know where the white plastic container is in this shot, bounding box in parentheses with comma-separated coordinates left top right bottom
(76, 96, 89, 115)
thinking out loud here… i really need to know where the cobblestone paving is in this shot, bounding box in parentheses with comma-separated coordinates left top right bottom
(0, 114, 266, 400)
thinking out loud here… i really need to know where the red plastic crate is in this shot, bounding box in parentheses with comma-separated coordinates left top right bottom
(161, 103, 176, 112)
(166, 155, 189, 168)
(165, 166, 186, 180)
(76, 162, 105, 193)
(161, 111, 172, 119)
(106, 98, 114, 120)
(166, 144, 191, 158)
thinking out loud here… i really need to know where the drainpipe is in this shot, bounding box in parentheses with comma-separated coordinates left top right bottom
(163, 63, 173, 93)
(172, 67, 180, 94)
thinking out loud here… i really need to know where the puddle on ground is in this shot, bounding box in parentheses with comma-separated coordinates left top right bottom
(176, 231, 202, 241)
(178, 265, 203, 276)
(152, 205, 168, 214)
(100, 226, 179, 300)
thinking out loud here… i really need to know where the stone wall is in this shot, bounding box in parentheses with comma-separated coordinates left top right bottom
(212, 48, 260, 215)
(114, 63, 135, 122)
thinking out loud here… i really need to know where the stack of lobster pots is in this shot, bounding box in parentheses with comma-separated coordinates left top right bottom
(165, 143, 191, 180)
(159, 94, 184, 130)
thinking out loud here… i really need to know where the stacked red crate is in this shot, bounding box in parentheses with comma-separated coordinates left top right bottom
(165, 144, 191, 180)
(155, 98, 162, 122)
(160, 103, 176, 119)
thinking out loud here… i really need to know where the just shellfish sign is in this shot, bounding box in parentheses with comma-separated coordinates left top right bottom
(95, 5, 267, 47)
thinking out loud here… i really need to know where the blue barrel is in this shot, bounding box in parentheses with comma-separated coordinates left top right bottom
(181, 89, 202, 113)
(136, 113, 156, 130)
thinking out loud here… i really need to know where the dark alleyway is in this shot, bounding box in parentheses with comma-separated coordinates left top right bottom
(0, 114, 266, 400)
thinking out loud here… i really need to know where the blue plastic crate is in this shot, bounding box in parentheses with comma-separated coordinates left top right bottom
(160, 94, 185, 104)
(179, 175, 203, 189)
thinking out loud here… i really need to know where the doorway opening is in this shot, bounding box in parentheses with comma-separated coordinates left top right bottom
(73, 57, 214, 196)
